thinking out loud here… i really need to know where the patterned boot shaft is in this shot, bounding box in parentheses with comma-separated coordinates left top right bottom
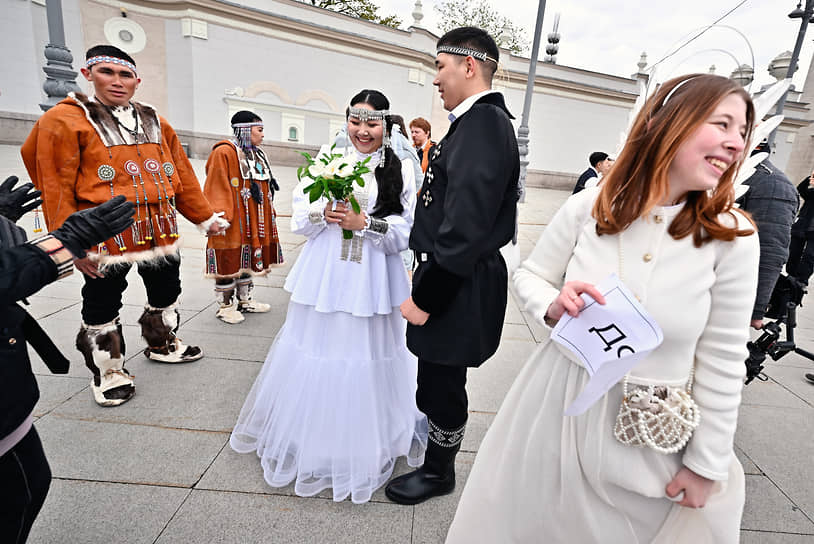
(76, 319, 135, 407)
(215, 281, 244, 324)
(236, 277, 271, 313)
(138, 304, 204, 363)
(384, 419, 464, 505)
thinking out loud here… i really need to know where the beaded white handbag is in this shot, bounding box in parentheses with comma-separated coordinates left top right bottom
(613, 370, 701, 454)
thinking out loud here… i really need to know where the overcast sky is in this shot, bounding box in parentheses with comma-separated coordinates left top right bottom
(378, 0, 814, 92)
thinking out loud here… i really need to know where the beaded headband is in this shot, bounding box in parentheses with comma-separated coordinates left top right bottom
(86, 55, 138, 75)
(348, 107, 390, 122)
(437, 45, 498, 65)
(232, 122, 263, 128)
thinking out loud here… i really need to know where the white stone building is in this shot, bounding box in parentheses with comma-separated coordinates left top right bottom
(2, 0, 811, 186)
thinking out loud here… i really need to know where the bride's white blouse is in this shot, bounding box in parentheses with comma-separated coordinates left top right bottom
(285, 150, 417, 317)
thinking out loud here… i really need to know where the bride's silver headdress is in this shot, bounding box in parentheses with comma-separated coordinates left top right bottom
(348, 107, 391, 167)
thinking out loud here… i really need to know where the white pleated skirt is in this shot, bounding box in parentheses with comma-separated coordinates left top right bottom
(446, 339, 744, 543)
(230, 302, 427, 504)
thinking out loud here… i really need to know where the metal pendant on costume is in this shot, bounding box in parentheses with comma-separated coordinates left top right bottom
(240, 186, 252, 239)
(98, 164, 127, 251)
(421, 142, 440, 208)
(125, 160, 154, 241)
(431, 142, 442, 161)
(422, 167, 435, 208)
(123, 160, 146, 245)
(143, 158, 168, 239)
(161, 162, 180, 238)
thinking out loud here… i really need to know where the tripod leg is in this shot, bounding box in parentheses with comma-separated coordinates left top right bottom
(795, 347, 814, 361)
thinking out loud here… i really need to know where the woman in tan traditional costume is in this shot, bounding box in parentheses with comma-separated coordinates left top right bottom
(204, 111, 283, 323)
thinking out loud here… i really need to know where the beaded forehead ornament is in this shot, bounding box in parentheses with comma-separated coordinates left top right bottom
(348, 107, 390, 122)
(86, 55, 138, 75)
(437, 45, 497, 65)
(232, 122, 263, 128)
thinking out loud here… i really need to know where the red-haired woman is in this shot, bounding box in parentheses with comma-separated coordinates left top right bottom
(447, 74, 759, 543)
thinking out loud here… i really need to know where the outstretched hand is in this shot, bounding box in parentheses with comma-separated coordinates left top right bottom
(0, 175, 42, 223)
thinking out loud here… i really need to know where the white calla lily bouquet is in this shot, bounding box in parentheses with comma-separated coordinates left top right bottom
(297, 145, 372, 240)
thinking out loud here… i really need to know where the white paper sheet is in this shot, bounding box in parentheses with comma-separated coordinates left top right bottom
(550, 273, 664, 416)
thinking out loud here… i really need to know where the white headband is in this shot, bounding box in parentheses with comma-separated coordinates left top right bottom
(86, 55, 138, 75)
(661, 77, 699, 107)
(232, 122, 263, 128)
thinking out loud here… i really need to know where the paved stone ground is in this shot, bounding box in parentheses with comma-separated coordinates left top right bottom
(2, 144, 814, 543)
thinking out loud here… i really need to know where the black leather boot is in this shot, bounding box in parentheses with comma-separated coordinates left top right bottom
(385, 420, 464, 505)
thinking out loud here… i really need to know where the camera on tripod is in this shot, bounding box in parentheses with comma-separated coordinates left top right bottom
(744, 274, 813, 384)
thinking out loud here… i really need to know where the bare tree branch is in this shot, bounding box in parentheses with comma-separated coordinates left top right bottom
(308, 0, 402, 29)
(435, 0, 528, 54)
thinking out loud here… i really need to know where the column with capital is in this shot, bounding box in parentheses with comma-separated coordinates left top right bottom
(40, 0, 81, 112)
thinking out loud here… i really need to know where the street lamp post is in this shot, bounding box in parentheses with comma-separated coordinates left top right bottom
(517, 0, 547, 204)
(40, 0, 81, 111)
(767, 0, 814, 147)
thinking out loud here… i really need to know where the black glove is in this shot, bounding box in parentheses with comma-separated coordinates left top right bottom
(249, 181, 263, 204)
(0, 175, 42, 223)
(0, 215, 27, 249)
(52, 196, 135, 258)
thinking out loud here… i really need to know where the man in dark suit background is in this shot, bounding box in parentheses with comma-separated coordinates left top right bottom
(385, 26, 519, 505)
(572, 151, 613, 194)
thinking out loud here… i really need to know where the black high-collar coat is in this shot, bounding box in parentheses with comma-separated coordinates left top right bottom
(408, 92, 519, 367)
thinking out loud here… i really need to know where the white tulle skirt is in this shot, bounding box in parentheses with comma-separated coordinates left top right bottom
(230, 302, 427, 504)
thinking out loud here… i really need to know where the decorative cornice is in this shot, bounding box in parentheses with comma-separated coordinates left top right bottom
(92, 0, 437, 70)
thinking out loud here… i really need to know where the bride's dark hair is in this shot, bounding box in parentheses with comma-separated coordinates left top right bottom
(348, 89, 404, 218)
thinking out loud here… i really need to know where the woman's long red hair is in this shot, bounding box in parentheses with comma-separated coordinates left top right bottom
(592, 74, 756, 247)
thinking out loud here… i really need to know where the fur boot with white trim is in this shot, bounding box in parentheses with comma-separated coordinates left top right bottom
(215, 280, 244, 324)
(236, 276, 271, 313)
(76, 318, 135, 407)
(138, 303, 203, 363)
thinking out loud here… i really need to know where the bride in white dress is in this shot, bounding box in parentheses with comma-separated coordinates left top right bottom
(230, 89, 427, 504)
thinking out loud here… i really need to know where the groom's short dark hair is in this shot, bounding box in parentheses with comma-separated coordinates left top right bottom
(437, 27, 499, 80)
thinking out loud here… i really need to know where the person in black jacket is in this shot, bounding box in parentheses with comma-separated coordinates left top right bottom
(787, 169, 814, 286)
(385, 27, 519, 505)
(572, 151, 613, 194)
(736, 147, 799, 328)
(0, 184, 133, 544)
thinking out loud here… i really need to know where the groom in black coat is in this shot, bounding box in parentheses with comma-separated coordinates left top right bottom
(386, 26, 519, 505)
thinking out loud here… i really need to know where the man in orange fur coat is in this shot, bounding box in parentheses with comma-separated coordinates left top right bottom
(21, 45, 227, 407)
